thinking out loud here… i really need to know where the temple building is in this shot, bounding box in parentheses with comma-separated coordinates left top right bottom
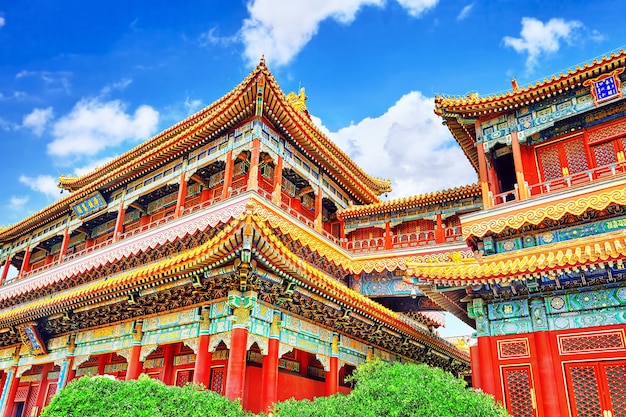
(430, 51, 626, 417)
(0, 59, 472, 417)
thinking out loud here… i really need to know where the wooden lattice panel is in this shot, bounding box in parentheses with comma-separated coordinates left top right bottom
(559, 331, 624, 354)
(175, 370, 192, 387)
(22, 384, 39, 417)
(605, 364, 626, 416)
(564, 139, 589, 174)
(538, 146, 562, 181)
(210, 368, 225, 394)
(503, 367, 534, 417)
(44, 383, 57, 407)
(569, 365, 603, 417)
(14, 385, 29, 402)
(498, 339, 530, 359)
(592, 142, 617, 166)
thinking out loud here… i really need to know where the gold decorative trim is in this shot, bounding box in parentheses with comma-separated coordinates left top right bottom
(463, 186, 626, 239)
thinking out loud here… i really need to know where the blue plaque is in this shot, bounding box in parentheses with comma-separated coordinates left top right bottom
(71, 191, 107, 217)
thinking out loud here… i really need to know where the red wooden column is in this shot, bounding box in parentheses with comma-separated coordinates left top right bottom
(247, 138, 261, 192)
(469, 343, 481, 389)
(476, 336, 497, 398)
(475, 135, 492, 209)
(18, 247, 32, 278)
(510, 131, 528, 200)
(221, 151, 234, 200)
(271, 156, 283, 205)
(260, 314, 281, 412)
(175, 173, 188, 218)
(224, 291, 256, 401)
(200, 187, 211, 204)
(325, 335, 339, 396)
(193, 309, 212, 388)
(435, 214, 444, 244)
(161, 344, 175, 385)
(58, 227, 70, 263)
(314, 186, 323, 233)
(112, 203, 126, 242)
(1, 366, 19, 417)
(33, 363, 53, 412)
(1, 256, 11, 284)
(126, 321, 143, 380)
(384, 222, 392, 249)
(533, 331, 566, 417)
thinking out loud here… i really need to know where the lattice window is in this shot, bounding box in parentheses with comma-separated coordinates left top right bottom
(564, 139, 589, 174)
(538, 146, 562, 181)
(560, 332, 624, 353)
(15, 386, 29, 402)
(22, 385, 39, 417)
(175, 370, 193, 387)
(570, 365, 603, 417)
(605, 364, 626, 417)
(592, 142, 618, 166)
(503, 368, 534, 417)
(499, 340, 530, 359)
(210, 368, 225, 394)
(45, 383, 57, 407)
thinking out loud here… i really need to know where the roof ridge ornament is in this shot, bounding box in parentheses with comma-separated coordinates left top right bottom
(286, 87, 308, 114)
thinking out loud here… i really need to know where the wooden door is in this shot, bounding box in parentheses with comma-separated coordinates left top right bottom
(209, 367, 225, 395)
(502, 365, 537, 417)
(566, 360, 626, 417)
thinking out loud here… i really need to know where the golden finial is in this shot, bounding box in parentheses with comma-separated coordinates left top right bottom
(286, 87, 308, 113)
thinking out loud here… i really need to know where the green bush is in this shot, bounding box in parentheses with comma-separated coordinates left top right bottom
(274, 360, 510, 417)
(41, 374, 249, 417)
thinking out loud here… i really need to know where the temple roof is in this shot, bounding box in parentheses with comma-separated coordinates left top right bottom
(336, 183, 481, 219)
(1, 59, 391, 241)
(407, 230, 626, 285)
(0, 197, 467, 362)
(434, 49, 626, 172)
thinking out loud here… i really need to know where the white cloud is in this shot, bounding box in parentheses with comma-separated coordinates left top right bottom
(503, 17, 582, 72)
(456, 4, 473, 21)
(241, 0, 437, 67)
(199, 27, 239, 47)
(395, 0, 438, 17)
(100, 78, 133, 96)
(8, 196, 29, 211)
(313, 91, 476, 198)
(0, 17, 5, 28)
(19, 175, 60, 199)
(16, 70, 73, 94)
(47, 98, 159, 158)
(23, 107, 54, 136)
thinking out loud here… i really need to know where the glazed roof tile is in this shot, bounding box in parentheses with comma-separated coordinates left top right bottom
(1, 59, 390, 241)
(337, 183, 481, 219)
(434, 49, 626, 172)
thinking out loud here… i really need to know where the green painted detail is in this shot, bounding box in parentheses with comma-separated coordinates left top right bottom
(280, 327, 331, 357)
(487, 300, 529, 320)
(209, 316, 232, 335)
(210, 301, 230, 319)
(142, 323, 200, 345)
(484, 285, 626, 336)
(467, 298, 485, 319)
(74, 335, 134, 356)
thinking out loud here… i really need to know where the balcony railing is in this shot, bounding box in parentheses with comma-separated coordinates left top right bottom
(491, 161, 626, 206)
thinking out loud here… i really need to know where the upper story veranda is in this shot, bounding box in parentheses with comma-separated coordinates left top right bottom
(436, 50, 626, 215)
(0, 61, 480, 287)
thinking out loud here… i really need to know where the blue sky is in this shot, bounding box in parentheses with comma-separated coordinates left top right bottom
(1, 1, 624, 335)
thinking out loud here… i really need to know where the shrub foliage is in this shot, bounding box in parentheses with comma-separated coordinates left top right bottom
(41, 375, 249, 417)
(41, 362, 509, 417)
(274, 360, 511, 417)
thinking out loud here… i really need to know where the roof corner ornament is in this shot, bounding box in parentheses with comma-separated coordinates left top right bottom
(286, 87, 308, 114)
(511, 77, 520, 92)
